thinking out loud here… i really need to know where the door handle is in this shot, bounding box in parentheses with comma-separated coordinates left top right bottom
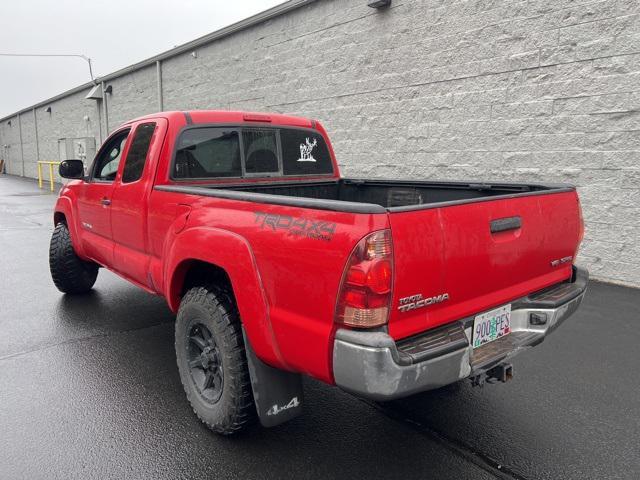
(490, 216, 521, 233)
(101, 198, 111, 206)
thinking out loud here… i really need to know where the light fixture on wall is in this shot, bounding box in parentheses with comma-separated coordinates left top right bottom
(104, 85, 113, 94)
(45, 106, 52, 113)
(7, 120, 11, 127)
(83, 115, 90, 122)
(191, 51, 198, 59)
(85, 84, 103, 100)
(368, 0, 391, 8)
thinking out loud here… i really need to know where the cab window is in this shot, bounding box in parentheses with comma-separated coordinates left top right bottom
(174, 128, 241, 179)
(280, 129, 333, 176)
(243, 129, 279, 175)
(171, 126, 334, 180)
(93, 129, 130, 182)
(122, 123, 156, 183)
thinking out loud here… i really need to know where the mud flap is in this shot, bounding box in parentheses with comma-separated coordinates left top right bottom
(242, 329, 304, 427)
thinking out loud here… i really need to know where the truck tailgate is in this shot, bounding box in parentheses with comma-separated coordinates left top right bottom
(388, 190, 582, 340)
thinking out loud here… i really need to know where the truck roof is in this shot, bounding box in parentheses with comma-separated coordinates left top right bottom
(124, 110, 316, 129)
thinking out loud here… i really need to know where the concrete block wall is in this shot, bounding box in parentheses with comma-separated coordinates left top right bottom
(1, 0, 639, 287)
(19, 111, 38, 179)
(106, 64, 159, 131)
(0, 90, 101, 183)
(1, 114, 21, 177)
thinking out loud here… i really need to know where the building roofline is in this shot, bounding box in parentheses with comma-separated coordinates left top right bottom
(0, 0, 318, 123)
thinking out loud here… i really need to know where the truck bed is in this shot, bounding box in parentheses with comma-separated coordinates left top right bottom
(155, 176, 581, 341)
(158, 178, 573, 213)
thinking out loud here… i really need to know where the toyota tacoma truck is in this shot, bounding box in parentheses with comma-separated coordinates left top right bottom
(50, 110, 588, 434)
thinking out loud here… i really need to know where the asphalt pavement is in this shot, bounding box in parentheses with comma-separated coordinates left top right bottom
(1, 174, 639, 480)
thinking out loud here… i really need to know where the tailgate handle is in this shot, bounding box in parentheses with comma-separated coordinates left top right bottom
(490, 216, 521, 233)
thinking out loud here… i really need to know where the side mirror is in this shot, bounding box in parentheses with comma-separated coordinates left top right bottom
(59, 159, 85, 179)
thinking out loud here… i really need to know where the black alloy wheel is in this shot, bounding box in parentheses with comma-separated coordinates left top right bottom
(175, 285, 256, 434)
(187, 323, 224, 404)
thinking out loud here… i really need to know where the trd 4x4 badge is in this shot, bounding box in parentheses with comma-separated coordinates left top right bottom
(254, 211, 336, 242)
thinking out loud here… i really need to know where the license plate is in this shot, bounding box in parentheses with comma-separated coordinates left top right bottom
(472, 304, 511, 349)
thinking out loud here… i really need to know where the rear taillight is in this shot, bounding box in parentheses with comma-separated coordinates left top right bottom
(335, 230, 393, 328)
(576, 197, 585, 259)
(578, 201, 585, 245)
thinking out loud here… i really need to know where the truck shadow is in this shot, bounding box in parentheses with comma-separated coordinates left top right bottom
(55, 280, 175, 335)
(51, 286, 485, 479)
(33, 281, 638, 479)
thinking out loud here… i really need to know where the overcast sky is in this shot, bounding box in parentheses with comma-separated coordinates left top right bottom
(0, 0, 284, 117)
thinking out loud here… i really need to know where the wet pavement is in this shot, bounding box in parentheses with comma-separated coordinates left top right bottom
(1, 174, 638, 479)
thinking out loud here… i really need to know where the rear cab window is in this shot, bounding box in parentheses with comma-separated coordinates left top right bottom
(243, 129, 279, 176)
(171, 126, 333, 180)
(280, 129, 333, 176)
(174, 128, 241, 179)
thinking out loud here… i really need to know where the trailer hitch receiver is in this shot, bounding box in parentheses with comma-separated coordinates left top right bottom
(470, 363, 514, 387)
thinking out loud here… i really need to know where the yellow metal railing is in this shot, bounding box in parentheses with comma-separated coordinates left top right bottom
(37, 161, 61, 192)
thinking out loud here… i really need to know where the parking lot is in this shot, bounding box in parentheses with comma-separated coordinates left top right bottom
(1, 174, 639, 480)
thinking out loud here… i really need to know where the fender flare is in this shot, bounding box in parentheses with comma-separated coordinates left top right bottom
(53, 194, 87, 259)
(164, 226, 287, 370)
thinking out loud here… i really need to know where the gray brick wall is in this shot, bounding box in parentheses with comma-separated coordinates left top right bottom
(106, 64, 159, 131)
(1, 0, 639, 287)
(19, 111, 37, 179)
(1, 113, 22, 177)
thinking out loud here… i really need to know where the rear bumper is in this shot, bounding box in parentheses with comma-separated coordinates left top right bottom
(332, 267, 589, 401)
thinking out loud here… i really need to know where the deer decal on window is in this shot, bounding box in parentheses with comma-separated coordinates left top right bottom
(297, 137, 318, 162)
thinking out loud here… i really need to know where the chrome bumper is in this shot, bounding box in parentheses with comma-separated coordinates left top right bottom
(332, 267, 589, 401)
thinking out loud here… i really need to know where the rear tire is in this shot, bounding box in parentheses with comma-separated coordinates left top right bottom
(175, 285, 256, 435)
(49, 223, 98, 294)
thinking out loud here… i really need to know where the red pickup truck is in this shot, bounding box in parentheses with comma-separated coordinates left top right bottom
(50, 110, 588, 434)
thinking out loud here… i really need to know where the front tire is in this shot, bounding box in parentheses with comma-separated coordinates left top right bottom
(175, 285, 256, 435)
(49, 223, 98, 294)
